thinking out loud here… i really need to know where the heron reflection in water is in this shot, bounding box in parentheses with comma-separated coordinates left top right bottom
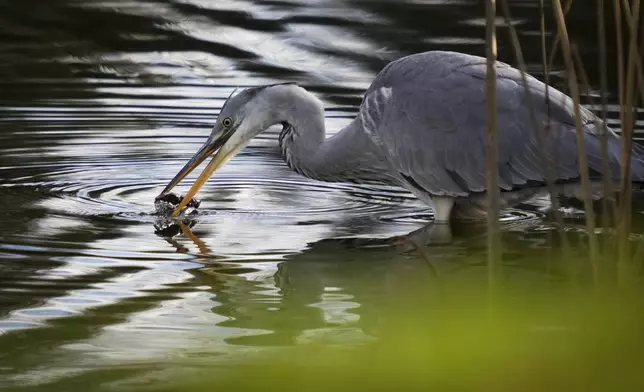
(157, 51, 644, 239)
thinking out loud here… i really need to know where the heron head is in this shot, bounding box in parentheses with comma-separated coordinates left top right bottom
(157, 83, 295, 216)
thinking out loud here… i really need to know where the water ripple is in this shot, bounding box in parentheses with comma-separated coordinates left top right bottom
(1, 1, 644, 389)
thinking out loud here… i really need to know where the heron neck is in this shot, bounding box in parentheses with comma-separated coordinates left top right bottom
(277, 107, 327, 180)
(278, 115, 391, 184)
(268, 85, 392, 184)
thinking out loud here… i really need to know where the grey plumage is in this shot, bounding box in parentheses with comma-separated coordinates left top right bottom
(161, 50, 644, 222)
(359, 51, 644, 195)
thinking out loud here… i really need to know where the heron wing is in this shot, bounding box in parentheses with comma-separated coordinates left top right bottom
(360, 51, 626, 197)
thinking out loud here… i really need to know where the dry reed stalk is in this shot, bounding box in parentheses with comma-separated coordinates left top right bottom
(620, 0, 644, 105)
(572, 44, 616, 284)
(552, 0, 600, 275)
(538, 0, 561, 281)
(485, 0, 502, 297)
(597, 0, 617, 236)
(500, 0, 569, 252)
(617, 0, 641, 283)
(546, 0, 574, 77)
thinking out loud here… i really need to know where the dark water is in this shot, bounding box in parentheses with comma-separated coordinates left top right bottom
(1, 0, 643, 390)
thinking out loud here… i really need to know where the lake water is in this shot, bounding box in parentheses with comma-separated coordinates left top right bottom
(1, 1, 643, 390)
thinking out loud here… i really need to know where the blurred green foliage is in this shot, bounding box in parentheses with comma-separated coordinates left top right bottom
(146, 281, 644, 392)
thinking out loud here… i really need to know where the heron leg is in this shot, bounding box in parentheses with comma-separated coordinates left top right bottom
(431, 196, 455, 223)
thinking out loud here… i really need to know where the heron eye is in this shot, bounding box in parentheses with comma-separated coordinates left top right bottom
(222, 117, 233, 128)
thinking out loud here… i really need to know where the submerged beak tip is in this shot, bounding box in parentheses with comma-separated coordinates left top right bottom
(159, 129, 241, 217)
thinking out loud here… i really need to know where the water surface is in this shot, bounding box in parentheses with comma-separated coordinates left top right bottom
(1, 1, 643, 390)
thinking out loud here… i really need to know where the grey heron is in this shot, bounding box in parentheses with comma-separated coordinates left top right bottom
(157, 51, 644, 222)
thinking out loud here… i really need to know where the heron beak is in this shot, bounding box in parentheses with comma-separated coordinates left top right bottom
(157, 132, 232, 216)
(157, 128, 244, 216)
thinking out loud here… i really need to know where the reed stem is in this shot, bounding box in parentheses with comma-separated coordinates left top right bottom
(485, 0, 502, 299)
(617, 0, 641, 284)
(551, 0, 600, 276)
(500, 0, 568, 251)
